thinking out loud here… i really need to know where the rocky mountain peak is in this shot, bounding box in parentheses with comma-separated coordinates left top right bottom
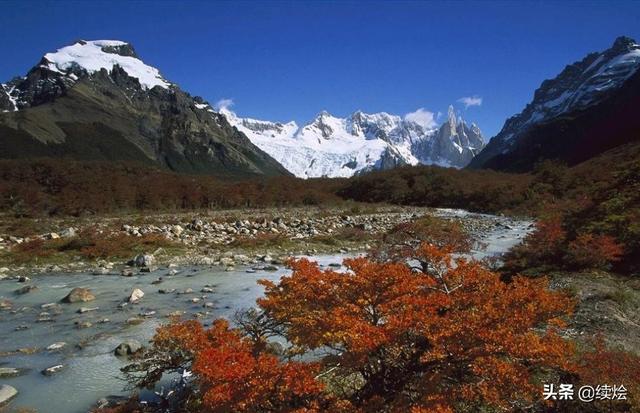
(38, 39, 170, 90)
(611, 36, 638, 54)
(94, 40, 139, 58)
(470, 35, 640, 170)
(0, 40, 289, 177)
(222, 105, 485, 177)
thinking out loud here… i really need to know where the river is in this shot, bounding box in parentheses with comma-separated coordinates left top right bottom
(0, 210, 532, 413)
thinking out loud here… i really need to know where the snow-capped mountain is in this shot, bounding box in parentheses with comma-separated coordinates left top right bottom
(1, 40, 173, 112)
(470, 36, 640, 170)
(0, 38, 484, 178)
(0, 40, 289, 177)
(219, 105, 485, 178)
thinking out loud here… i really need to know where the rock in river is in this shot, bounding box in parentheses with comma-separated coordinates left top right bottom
(128, 288, 144, 303)
(61, 287, 95, 303)
(0, 367, 25, 378)
(114, 340, 143, 356)
(41, 364, 65, 376)
(46, 342, 67, 351)
(0, 384, 18, 406)
(14, 285, 37, 295)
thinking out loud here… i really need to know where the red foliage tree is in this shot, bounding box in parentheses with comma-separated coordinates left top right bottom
(258, 244, 576, 411)
(566, 233, 624, 270)
(150, 319, 338, 413)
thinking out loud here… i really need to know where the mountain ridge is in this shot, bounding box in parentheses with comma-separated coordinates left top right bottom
(218, 104, 485, 178)
(0, 39, 290, 177)
(470, 36, 640, 171)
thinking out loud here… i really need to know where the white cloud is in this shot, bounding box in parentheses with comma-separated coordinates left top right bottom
(215, 98, 234, 110)
(457, 95, 483, 108)
(404, 108, 437, 129)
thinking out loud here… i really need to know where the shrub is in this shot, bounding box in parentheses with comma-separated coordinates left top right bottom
(566, 233, 624, 270)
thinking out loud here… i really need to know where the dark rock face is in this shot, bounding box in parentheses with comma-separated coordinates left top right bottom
(0, 84, 14, 111)
(470, 36, 640, 171)
(100, 42, 138, 58)
(0, 40, 290, 177)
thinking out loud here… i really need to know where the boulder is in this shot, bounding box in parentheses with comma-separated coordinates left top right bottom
(0, 384, 17, 406)
(128, 288, 144, 303)
(114, 340, 142, 356)
(0, 367, 25, 378)
(60, 227, 77, 238)
(132, 254, 155, 267)
(14, 285, 37, 295)
(61, 287, 95, 303)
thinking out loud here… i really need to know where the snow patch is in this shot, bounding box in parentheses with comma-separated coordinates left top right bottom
(42, 40, 171, 90)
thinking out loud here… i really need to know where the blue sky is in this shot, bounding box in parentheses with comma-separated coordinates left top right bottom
(2, 0, 639, 137)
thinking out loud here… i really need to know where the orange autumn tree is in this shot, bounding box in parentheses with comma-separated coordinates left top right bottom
(258, 243, 576, 412)
(127, 243, 579, 412)
(125, 319, 338, 413)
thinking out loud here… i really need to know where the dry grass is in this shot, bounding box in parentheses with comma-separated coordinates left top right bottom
(3, 229, 180, 265)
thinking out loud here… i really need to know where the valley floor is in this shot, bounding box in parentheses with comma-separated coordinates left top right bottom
(0, 205, 518, 275)
(0, 206, 638, 412)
